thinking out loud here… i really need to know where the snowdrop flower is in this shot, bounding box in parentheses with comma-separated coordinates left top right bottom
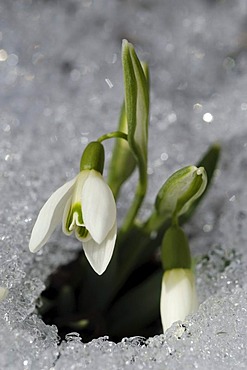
(160, 268, 197, 332)
(160, 225, 198, 332)
(0, 287, 8, 303)
(29, 142, 117, 275)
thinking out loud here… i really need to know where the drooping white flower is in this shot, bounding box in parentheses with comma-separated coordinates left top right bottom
(160, 268, 198, 332)
(29, 168, 117, 275)
(0, 287, 8, 303)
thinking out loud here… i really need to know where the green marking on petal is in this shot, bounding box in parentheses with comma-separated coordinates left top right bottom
(76, 226, 89, 240)
(63, 199, 91, 241)
(64, 202, 83, 233)
(71, 203, 83, 225)
(64, 206, 73, 234)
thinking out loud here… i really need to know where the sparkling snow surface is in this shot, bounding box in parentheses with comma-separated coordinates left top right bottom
(1, 0, 247, 369)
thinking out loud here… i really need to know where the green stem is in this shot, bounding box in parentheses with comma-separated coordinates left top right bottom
(120, 164, 147, 234)
(104, 225, 149, 305)
(143, 202, 180, 235)
(97, 131, 128, 143)
(171, 213, 179, 226)
(105, 221, 169, 306)
(144, 211, 165, 234)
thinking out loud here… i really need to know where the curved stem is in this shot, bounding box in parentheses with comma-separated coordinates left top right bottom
(97, 131, 128, 143)
(172, 213, 179, 226)
(144, 211, 164, 234)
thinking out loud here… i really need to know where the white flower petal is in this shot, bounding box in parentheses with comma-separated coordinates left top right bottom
(160, 269, 197, 332)
(29, 177, 77, 253)
(82, 221, 117, 275)
(72, 170, 90, 205)
(0, 287, 8, 302)
(82, 170, 116, 244)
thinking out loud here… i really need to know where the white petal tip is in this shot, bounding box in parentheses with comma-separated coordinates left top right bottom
(83, 222, 117, 275)
(93, 265, 105, 276)
(83, 242, 113, 276)
(28, 241, 39, 254)
(29, 235, 45, 254)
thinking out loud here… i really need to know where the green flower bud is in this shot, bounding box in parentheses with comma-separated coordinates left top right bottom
(155, 165, 207, 220)
(80, 141, 105, 174)
(122, 39, 149, 182)
(161, 225, 191, 271)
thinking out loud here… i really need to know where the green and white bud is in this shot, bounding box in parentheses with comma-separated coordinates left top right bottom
(160, 225, 198, 333)
(155, 165, 207, 221)
(160, 268, 197, 333)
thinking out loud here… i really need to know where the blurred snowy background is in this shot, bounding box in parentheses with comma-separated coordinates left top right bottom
(1, 0, 247, 368)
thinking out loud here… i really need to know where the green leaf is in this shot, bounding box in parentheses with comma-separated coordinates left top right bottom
(181, 143, 220, 222)
(122, 39, 149, 187)
(57, 285, 76, 316)
(107, 270, 162, 337)
(67, 319, 89, 330)
(196, 143, 220, 193)
(107, 103, 136, 199)
(120, 40, 150, 232)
